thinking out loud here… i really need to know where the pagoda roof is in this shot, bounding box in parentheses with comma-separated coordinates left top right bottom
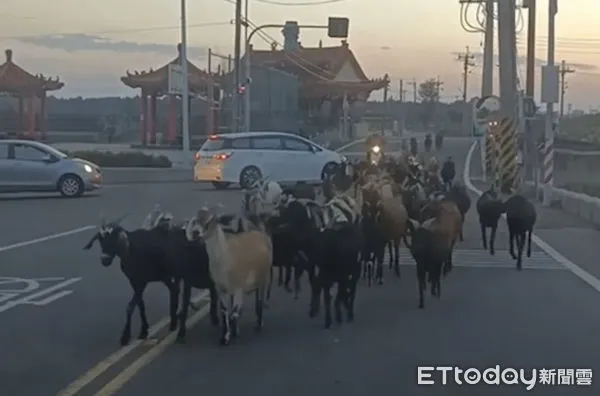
(121, 44, 215, 94)
(0, 49, 64, 94)
(249, 41, 387, 96)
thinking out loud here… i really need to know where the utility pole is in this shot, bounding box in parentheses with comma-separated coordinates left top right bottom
(559, 60, 575, 119)
(382, 80, 389, 134)
(457, 46, 476, 102)
(522, 0, 537, 192)
(232, 0, 242, 133)
(412, 78, 417, 102)
(497, 0, 518, 116)
(481, 0, 494, 97)
(399, 79, 405, 102)
(542, 0, 558, 206)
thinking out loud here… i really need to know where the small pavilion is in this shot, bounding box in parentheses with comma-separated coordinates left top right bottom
(121, 44, 218, 146)
(0, 49, 64, 140)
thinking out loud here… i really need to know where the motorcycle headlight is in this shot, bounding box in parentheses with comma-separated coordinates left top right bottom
(371, 145, 381, 153)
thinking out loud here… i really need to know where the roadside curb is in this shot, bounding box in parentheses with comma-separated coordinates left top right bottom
(101, 168, 191, 185)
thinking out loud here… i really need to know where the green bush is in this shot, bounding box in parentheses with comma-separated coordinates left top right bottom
(65, 150, 172, 168)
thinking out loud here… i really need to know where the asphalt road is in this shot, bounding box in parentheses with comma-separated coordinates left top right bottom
(2, 137, 600, 395)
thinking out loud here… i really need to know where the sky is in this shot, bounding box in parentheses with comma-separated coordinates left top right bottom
(1, 0, 599, 110)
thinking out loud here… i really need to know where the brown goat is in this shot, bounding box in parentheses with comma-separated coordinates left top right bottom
(428, 200, 462, 275)
(378, 196, 410, 278)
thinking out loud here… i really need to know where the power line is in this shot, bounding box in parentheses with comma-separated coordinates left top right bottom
(457, 46, 476, 102)
(0, 21, 232, 40)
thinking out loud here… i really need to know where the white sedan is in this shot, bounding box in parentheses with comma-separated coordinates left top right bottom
(193, 131, 345, 189)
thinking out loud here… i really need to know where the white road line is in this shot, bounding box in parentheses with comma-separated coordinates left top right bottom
(0, 225, 96, 253)
(464, 140, 600, 292)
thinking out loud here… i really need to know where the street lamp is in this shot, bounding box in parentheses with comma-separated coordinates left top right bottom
(180, 0, 190, 152)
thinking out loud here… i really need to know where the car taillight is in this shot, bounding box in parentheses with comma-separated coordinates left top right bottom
(213, 152, 232, 160)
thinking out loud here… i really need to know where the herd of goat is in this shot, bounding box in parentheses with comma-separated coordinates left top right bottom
(82, 154, 538, 347)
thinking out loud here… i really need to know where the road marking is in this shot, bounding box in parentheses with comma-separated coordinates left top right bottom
(93, 304, 211, 396)
(0, 277, 82, 313)
(0, 225, 96, 253)
(464, 140, 600, 292)
(391, 249, 566, 270)
(56, 290, 209, 396)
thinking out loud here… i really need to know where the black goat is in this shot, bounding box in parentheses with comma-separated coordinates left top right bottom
(151, 218, 219, 343)
(82, 219, 179, 346)
(406, 218, 447, 309)
(476, 188, 505, 255)
(360, 201, 386, 287)
(445, 183, 471, 241)
(309, 222, 362, 328)
(504, 194, 536, 270)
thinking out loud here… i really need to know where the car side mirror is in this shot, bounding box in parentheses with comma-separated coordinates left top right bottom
(309, 145, 317, 153)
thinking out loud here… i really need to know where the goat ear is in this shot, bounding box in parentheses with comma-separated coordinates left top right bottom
(83, 233, 98, 250)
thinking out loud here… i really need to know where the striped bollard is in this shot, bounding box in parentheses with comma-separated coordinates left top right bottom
(543, 140, 554, 187)
(496, 116, 518, 194)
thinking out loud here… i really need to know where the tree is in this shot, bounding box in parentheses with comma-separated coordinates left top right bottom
(418, 78, 443, 126)
(418, 78, 442, 103)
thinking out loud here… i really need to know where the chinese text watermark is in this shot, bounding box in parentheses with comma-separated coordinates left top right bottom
(417, 366, 592, 390)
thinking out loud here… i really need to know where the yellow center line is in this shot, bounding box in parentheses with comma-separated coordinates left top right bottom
(94, 304, 211, 396)
(56, 290, 208, 396)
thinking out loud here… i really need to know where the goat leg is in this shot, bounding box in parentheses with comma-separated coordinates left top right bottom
(516, 233, 525, 271)
(417, 270, 426, 309)
(393, 240, 400, 278)
(176, 282, 192, 343)
(293, 265, 302, 300)
(209, 287, 219, 326)
(254, 287, 266, 332)
(387, 242, 393, 270)
(480, 223, 488, 250)
(334, 282, 345, 325)
(120, 294, 138, 346)
(165, 279, 178, 332)
(219, 295, 232, 346)
(284, 264, 293, 292)
(277, 265, 284, 287)
(489, 225, 498, 256)
(322, 284, 333, 329)
(509, 230, 517, 260)
(308, 272, 321, 318)
(527, 229, 533, 257)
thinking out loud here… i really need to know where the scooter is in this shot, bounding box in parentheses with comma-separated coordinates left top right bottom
(367, 144, 383, 166)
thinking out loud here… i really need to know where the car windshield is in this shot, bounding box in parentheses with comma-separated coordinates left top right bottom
(200, 137, 228, 151)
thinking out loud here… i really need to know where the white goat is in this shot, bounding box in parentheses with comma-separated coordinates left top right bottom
(243, 178, 283, 215)
(185, 207, 273, 345)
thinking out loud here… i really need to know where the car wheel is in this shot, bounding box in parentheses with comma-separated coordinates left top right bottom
(212, 181, 231, 190)
(321, 162, 338, 181)
(58, 174, 84, 197)
(239, 166, 262, 190)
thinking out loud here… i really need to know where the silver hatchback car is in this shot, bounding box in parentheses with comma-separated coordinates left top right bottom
(0, 139, 102, 197)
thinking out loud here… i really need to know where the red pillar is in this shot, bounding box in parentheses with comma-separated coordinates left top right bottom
(17, 97, 24, 138)
(168, 94, 177, 144)
(149, 94, 157, 144)
(40, 92, 46, 141)
(27, 96, 35, 139)
(140, 91, 147, 146)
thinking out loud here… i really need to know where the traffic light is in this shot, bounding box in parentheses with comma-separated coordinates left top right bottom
(327, 17, 349, 38)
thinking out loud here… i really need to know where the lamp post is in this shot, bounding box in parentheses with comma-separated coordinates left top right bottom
(180, 0, 190, 152)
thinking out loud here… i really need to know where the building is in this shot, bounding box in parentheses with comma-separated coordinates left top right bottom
(248, 21, 388, 138)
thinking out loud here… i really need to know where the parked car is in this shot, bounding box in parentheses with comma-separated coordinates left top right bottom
(0, 139, 102, 197)
(193, 132, 345, 189)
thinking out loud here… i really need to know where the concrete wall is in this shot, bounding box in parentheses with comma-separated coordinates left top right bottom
(554, 152, 600, 196)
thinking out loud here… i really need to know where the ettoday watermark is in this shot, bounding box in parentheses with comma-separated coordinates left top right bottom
(417, 366, 593, 390)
